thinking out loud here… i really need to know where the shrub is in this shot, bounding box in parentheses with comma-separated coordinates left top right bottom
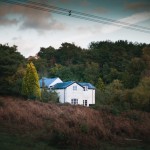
(80, 123, 89, 134)
(41, 88, 59, 103)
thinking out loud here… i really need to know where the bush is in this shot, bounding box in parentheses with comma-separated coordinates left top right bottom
(80, 123, 89, 134)
(41, 88, 59, 103)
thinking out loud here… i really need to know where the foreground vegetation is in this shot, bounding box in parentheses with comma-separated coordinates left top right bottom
(0, 97, 150, 149)
(0, 132, 149, 150)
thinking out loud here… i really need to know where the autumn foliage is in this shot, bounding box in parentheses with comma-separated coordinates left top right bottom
(22, 62, 41, 99)
(0, 97, 149, 148)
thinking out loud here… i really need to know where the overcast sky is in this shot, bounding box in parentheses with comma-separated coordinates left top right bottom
(0, 0, 150, 57)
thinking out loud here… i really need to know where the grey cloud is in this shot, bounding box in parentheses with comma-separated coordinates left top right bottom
(12, 36, 21, 41)
(125, 2, 150, 11)
(0, 16, 18, 26)
(19, 9, 65, 31)
(77, 24, 103, 34)
(0, 3, 66, 32)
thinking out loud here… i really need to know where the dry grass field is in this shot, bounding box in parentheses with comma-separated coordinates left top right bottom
(0, 96, 150, 149)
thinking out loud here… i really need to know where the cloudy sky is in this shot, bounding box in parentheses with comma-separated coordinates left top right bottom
(0, 0, 150, 57)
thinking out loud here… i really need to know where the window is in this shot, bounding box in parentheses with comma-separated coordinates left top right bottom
(49, 86, 53, 90)
(73, 86, 77, 91)
(83, 100, 87, 106)
(84, 86, 88, 91)
(71, 99, 78, 105)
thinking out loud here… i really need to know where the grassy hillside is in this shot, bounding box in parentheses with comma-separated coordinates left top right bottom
(0, 96, 150, 149)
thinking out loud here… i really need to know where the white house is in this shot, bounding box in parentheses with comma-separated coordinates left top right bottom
(53, 81, 95, 106)
(39, 77, 63, 89)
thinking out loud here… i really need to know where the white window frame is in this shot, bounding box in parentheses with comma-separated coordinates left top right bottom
(71, 99, 78, 105)
(84, 86, 88, 91)
(73, 86, 77, 91)
(83, 100, 87, 106)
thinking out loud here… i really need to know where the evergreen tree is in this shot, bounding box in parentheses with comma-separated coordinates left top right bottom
(96, 77, 105, 92)
(0, 44, 25, 95)
(22, 62, 41, 99)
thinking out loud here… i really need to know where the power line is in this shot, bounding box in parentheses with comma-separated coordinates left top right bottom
(23, 0, 150, 31)
(1, 0, 150, 34)
(8, 0, 150, 31)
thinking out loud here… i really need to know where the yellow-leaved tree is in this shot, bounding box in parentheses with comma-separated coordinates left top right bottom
(22, 62, 41, 100)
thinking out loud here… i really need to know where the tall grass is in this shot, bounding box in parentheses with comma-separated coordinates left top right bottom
(0, 96, 150, 148)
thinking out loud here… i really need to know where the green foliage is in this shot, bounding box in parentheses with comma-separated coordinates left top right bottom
(80, 123, 89, 134)
(37, 46, 56, 67)
(132, 77, 150, 111)
(29, 57, 48, 78)
(22, 62, 41, 100)
(50, 64, 63, 76)
(49, 62, 100, 84)
(123, 57, 146, 88)
(96, 77, 150, 112)
(96, 77, 105, 92)
(83, 62, 99, 84)
(56, 42, 83, 65)
(50, 64, 75, 81)
(96, 80, 131, 112)
(36, 41, 149, 89)
(41, 88, 58, 103)
(142, 47, 150, 76)
(0, 44, 25, 95)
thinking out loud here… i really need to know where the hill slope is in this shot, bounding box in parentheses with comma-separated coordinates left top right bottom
(0, 96, 150, 149)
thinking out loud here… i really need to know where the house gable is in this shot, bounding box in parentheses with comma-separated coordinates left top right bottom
(54, 81, 95, 106)
(39, 77, 62, 88)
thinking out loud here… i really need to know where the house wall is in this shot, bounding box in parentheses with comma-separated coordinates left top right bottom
(55, 89, 64, 103)
(55, 83, 95, 106)
(65, 83, 84, 105)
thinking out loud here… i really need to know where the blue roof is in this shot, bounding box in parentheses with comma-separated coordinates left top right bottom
(54, 81, 95, 89)
(78, 82, 95, 89)
(39, 77, 58, 88)
(54, 81, 74, 89)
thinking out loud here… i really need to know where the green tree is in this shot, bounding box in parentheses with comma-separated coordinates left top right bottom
(41, 88, 58, 103)
(123, 57, 145, 88)
(37, 46, 56, 67)
(83, 62, 99, 84)
(0, 44, 25, 95)
(28, 57, 48, 78)
(142, 47, 150, 77)
(132, 77, 150, 111)
(96, 77, 105, 92)
(49, 63, 63, 77)
(56, 42, 83, 65)
(9, 65, 26, 95)
(22, 62, 41, 99)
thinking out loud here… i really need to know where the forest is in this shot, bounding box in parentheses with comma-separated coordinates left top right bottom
(0, 40, 150, 112)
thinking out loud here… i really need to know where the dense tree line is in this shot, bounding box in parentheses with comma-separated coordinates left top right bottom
(34, 41, 149, 88)
(0, 41, 150, 111)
